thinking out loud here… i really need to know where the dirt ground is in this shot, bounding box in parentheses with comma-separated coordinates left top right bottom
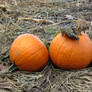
(0, 0, 92, 92)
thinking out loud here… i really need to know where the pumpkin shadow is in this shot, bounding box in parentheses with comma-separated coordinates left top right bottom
(28, 86, 43, 92)
(49, 59, 70, 72)
(37, 58, 51, 72)
(49, 59, 92, 71)
(88, 61, 92, 67)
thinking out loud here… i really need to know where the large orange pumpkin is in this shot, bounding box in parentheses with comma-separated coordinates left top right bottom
(49, 32, 92, 70)
(9, 34, 49, 71)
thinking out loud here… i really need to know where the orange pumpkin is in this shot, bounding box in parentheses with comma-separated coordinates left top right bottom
(9, 34, 49, 71)
(49, 32, 92, 70)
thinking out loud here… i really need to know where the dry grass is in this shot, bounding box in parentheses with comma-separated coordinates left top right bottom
(0, 0, 92, 92)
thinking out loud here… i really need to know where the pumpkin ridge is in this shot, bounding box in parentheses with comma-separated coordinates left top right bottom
(17, 47, 48, 71)
(15, 45, 45, 66)
(56, 36, 65, 64)
(11, 43, 42, 64)
(56, 36, 74, 67)
(68, 41, 75, 67)
(52, 34, 64, 64)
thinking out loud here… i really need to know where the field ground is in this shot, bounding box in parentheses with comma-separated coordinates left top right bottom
(0, 0, 92, 92)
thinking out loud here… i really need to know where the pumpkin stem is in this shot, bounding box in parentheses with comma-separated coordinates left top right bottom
(0, 63, 18, 76)
(61, 27, 79, 40)
(8, 63, 19, 72)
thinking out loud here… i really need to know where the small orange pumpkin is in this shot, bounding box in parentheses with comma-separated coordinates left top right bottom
(9, 34, 49, 71)
(49, 32, 92, 70)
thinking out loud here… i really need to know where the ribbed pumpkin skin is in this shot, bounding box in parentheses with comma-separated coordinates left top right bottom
(50, 32, 92, 70)
(9, 34, 48, 71)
